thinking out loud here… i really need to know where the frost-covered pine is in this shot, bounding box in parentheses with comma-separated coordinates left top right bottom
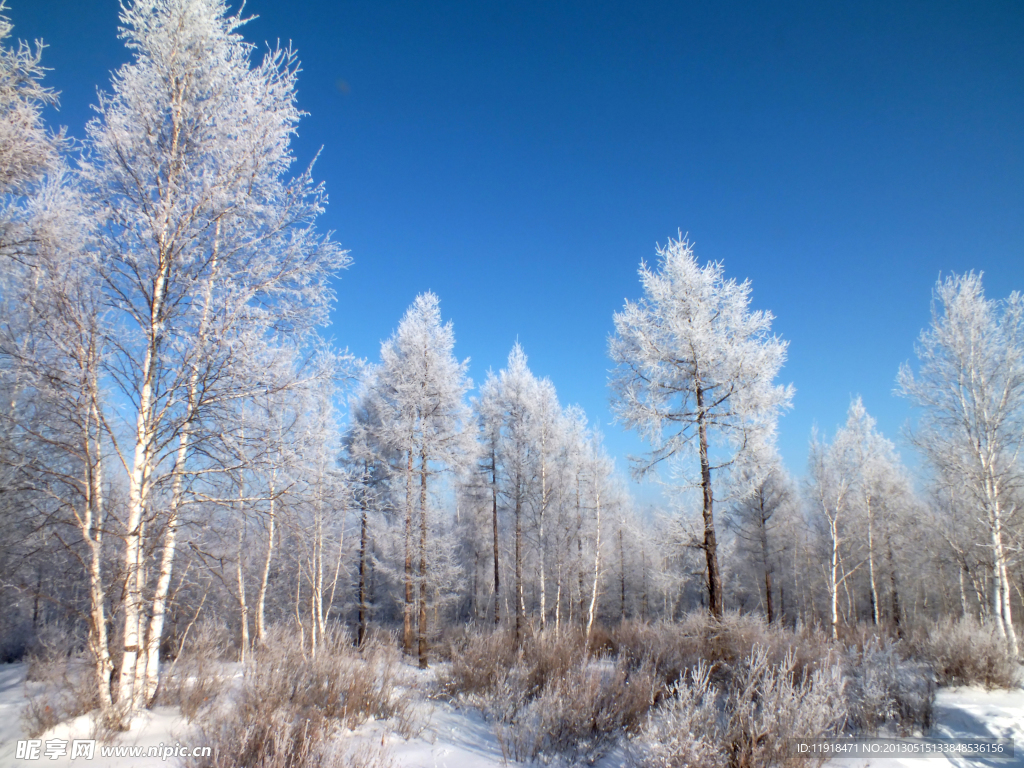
(79, 0, 348, 717)
(609, 235, 792, 617)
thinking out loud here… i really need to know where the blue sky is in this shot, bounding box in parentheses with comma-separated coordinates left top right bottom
(16, 0, 1024, 494)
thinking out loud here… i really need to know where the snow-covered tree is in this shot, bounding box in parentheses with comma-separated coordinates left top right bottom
(898, 272, 1024, 654)
(0, 0, 64, 247)
(477, 343, 538, 640)
(77, 0, 347, 718)
(609, 235, 792, 617)
(725, 448, 794, 624)
(367, 293, 471, 667)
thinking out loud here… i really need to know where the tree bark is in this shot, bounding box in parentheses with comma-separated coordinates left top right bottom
(695, 386, 723, 617)
(418, 448, 429, 668)
(491, 447, 500, 626)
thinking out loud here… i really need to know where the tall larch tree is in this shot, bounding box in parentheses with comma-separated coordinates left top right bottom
(610, 235, 792, 617)
(371, 292, 471, 667)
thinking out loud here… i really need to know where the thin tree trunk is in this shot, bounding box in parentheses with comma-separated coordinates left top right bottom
(82, 401, 113, 713)
(256, 484, 276, 645)
(515, 479, 524, 643)
(695, 386, 722, 617)
(418, 449, 429, 668)
(357, 481, 368, 646)
(867, 499, 879, 626)
(586, 487, 602, 645)
(539, 434, 547, 630)
(619, 525, 626, 621)
(238, 525, 249, 663)
(403, 448, 414, 655)
(491, 447, 500, 626)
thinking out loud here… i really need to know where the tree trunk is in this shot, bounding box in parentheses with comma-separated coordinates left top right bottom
(619, 525, 626, 621)
(491, 450, 499, 626)
(586, 488, 601, 645)
(514, 479, 524, 644)
(357, 482, 368, 646)
(418, 449, 429, 668)
(867, 499, 879, 626)
(695, 386, 723, 617)
(403, 448, 414, 655)
(758, 491, 774, 624)
(256, 484, 276, 645)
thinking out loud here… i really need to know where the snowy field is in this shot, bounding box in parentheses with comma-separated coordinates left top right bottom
(0, 661, 1021, 768)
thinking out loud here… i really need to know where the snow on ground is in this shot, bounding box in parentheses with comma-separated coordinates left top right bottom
(0, 661, 1022, 768)
(826, 686, 1024, 768)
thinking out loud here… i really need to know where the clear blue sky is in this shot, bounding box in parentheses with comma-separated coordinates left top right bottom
(16, 0, 1024, 492)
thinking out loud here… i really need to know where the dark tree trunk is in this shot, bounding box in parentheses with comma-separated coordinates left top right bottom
(357, 484, 369, 646)
(619, 526, 626, 621)
(492, 447, 500, 626)
(696, 386, 723, 617)
(515, 480, 524, 644)
(418, 449, 429, 668)
(403, 449, 413, 655)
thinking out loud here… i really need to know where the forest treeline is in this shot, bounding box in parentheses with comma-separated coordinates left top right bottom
(1, 0, 1022, 730)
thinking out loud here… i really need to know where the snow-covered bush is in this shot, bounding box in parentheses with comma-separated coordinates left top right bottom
(21, 623, 97, 737)
(21, 655, 98, 738)
(630, 647, 847, 768)
(439, 626, 587, 699)
(187, 626, 404, 768)
(914, 615, 1021, 689)
(612, 613, 835, 690)
(843, 636, 933, 734)
(158, 619, 230, 723)
(628, 661, 726, 768)
(489, 656, 659, 763)
(721, 646, 846, 768)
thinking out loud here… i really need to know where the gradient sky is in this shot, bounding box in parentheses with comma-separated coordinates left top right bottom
(14, 0, 1024, 498)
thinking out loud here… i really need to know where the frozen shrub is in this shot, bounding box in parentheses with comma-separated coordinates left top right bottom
(631, 647, 846, 768)
(721, 646, 847, 768)
(21, 655, 98, 737)
(158, 620, 230, 722)
(439, 627, 586, 699)
(187, 626, 404, 768)
(437, 627, 518, 697)
(628, 661, 726, 768)
(611, 614, 835, 691)
(489, 656, 660, 763)
(843, 637, 933, 734)
(914, 615, 1021, 689)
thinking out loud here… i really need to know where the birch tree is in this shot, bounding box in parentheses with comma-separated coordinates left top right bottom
(609, 235, 792, 617)
(898, 272, 1024, 655)
(79, 0, 347, 718)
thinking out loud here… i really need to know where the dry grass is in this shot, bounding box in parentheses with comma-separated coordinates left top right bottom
(610, 613, 835, 691)
(629, 647, 847, 768)
(158, 620, 230, 723)
(912, 615, 1021, 690)
(21, 655, 98, 738)
(186, 626, 405, 768)
(843, 636, 934, 734)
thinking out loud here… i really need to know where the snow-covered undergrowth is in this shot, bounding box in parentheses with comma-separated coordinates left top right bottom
(438, 614, 871, 766)
(911, 615, 1022, 690)
(185, 627, 409, 768)
(5, 615, 1023, 768)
